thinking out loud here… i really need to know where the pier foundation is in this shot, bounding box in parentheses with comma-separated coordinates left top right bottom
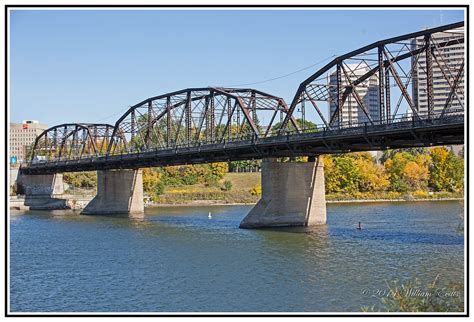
(239, 157, 326, 228)
(19, 173, 69, 210)
(82, 169, 144, 216)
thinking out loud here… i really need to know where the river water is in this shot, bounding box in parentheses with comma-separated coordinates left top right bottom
(9, 201, 464, 313)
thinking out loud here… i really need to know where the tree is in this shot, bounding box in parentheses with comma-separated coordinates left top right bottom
(203, 162, 228, 185)
(142, 168, 164, 201)
(322, 155, 340, 193)
(429, 147, 464, 192)
(354, 156, 389, 192)
(324, 152, 390, 194)
(429, 147, 450, 191)
(381, 148, 428, 164)
(445, 152, 464, 192)
(323, 155, 362, 193)
(228, 160, 261, 172)
(63, 171, 97, 189)
(384, 150, 430, 192)
(159, 162, 228, 187)
(271, 118, 318, 135)
(401, 161, 429, 190)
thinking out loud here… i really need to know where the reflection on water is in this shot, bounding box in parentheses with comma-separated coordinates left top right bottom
(9, 201, 464, 312)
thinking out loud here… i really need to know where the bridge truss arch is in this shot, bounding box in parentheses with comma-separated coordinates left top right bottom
(31, 123, 117, 162)
(107, 87, 299, 154)
(279, 21, 465, 134)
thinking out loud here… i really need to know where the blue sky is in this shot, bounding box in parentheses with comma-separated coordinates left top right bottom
(9, 9, 464, 126)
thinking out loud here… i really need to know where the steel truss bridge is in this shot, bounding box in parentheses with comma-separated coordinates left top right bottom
(22, 22, 465, 175)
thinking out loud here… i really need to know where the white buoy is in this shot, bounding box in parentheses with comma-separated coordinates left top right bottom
(208, 212, 212, 219)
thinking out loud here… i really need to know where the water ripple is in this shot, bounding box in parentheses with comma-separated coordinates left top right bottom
(10, 202, 464, 312)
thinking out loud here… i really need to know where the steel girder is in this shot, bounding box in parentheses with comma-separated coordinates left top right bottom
(107, 87, 299, 155)
(30, 123, 116, 162)
(22, 111, 464, 174)
(279, 21, 465, 134)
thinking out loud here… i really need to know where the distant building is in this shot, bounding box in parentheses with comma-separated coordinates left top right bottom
(411, 27, 464, 115)
(10, 120, 48, 163)
(328, 63, 380, 127)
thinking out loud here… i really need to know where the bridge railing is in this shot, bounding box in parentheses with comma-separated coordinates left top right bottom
(258, 109, 464, 145)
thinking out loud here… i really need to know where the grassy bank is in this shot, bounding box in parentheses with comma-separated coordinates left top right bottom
(154, 172, 261, 204)
(152, 172, 463, 205)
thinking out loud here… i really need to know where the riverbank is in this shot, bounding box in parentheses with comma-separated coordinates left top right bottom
(9, 196, 463, 211)
(152, 172, 463, 205)
(9, 172, 463, 210)
(146, 197, 463, 207)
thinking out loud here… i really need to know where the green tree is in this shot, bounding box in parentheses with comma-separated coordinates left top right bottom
(271, 118, 318, 135)
(63, 171, 97, 189)
(228, 160, 261, 172)
(446, 152, 464, 192)
(323, 155, 362, 193)
(429, 147, 464, 192)
(336, 157, 361, 193)
(381, 148, 428, 164)
(384, 150, 430, 192)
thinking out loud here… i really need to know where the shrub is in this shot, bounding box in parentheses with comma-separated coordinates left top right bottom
(204, 173, 220, 186)
(412, 190, 429, 199)
(155, 181, 165, 196)
(222, 180, 233, 191)
(249, 184, 262, 196)
(390, 179, 410, 193)
(362, 275, 463, 312)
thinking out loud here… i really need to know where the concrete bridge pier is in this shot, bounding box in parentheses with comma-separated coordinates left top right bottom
(82, 169, 144, 217)
(239, 157, 326, 228)
(18, 173, 69, 210)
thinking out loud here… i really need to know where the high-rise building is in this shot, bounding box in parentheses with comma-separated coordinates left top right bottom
(328, 63, 380, 127)
(10, 120, 48, 163)
(411, 27, 464, 116)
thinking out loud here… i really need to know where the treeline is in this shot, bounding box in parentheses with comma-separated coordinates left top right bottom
(324, 147, 463, 195)
(63, 146, 463, 201)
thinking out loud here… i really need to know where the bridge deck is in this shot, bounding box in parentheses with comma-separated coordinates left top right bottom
(21, 114, 464, 174)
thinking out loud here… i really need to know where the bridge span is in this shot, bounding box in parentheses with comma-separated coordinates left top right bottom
(17, 21, 465, 228)
(22, 111, 463, 174)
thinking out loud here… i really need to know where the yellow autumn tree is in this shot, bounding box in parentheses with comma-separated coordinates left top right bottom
(142, 168, 164, 201)
(429, 147, 464, 192)
(401, 161, 429, 190)
(354, 157, 390, 192)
